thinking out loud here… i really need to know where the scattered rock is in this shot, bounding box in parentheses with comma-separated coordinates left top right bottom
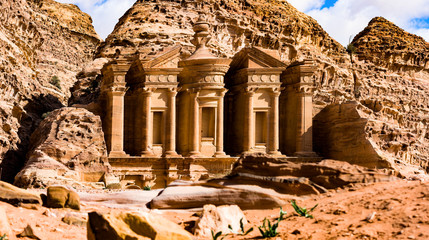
(46, 186, 80, 210)
(193, 205, 247, 238)
(148, 183, 285, 210)
(62, 214, 86, 227)
(87, 211, 193, 240)
(17, 224, 44, 240)
(0, 181, 42, 206)
(365, 212, 377, 222)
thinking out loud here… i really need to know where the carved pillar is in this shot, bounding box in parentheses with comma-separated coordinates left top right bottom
(244, 88, 255, 153)
(214, 90, 227, 157)
(164, 88, 179, 157)
(107, 85, 128, 157)
(268, 89, 281, 155)
(140, 88, 154, 156)
(294, 84, 316, 157)
(189, 91, 200, 156)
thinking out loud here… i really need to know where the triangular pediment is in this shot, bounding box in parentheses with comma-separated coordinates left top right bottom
(229, 47, 287, 72)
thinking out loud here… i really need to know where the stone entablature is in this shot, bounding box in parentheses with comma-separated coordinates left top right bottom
(99, 15, 319, 188)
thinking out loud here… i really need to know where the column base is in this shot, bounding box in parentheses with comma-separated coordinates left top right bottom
(140, 150, 155, 157)
(109, 151, 129, 158)
(213, 151, 230, 158)
(163, 151, 182, 158)
(268, 151, 286, 157)
(294, 151, 318, 157)
(188, 151, 202, 158)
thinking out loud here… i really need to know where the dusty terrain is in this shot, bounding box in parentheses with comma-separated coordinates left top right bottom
(1, 179, 428, 239)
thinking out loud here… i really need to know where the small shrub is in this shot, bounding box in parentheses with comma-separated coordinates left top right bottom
(50, 75, 61, 90)
(143, 185, 151, 191)
(0, 234, 8, 240)
(228, 218, 253, 236)
(41, 111, 51, 119)
(291, 200, 318, 219)
(211, 230, 228, 240)
(258, 207, 287, 238)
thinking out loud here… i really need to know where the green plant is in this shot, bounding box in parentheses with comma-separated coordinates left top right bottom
(258, 207, 287, 238)
(41, 111, 51, 119)
(143, 185, 151, 191)
(228, 218, 253, 236)
(0, 234, 8, 240)
(50, 75, 61, 90)
(291, 200, 318, 219)
(211, 230, 228, 240)
(346, 35, 356, 63)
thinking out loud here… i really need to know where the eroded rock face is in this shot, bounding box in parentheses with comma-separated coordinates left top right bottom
(14, 107, 108, 188)
(0, 0, 100, 183)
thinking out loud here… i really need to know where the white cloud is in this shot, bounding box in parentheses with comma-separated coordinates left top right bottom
(287, 0, 325, 12)
(56, 0, 135, 39)
(305, 0, 429, 46)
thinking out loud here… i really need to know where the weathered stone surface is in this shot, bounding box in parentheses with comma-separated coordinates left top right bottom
(62, 213, 87, 227)
(0, 181, 42, 206)
(0, 206, 14, 240)
(148, 182, 285, 210)
(46, 186, 80, 210)
(14, 107, 109, 189)
(223, 155, 397, 192)
(0, 0, 100, 183)
(193, 204, 247, 239)
(87, 211, 193, 240)
(314, 101, 393, 168)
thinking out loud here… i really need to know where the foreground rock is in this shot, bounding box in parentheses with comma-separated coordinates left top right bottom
(46, 186, 80, 210)
(17, 224, 44, 240)
(14, 107, 109, 189)
(0, 181, 42, 206)
(193, 205, 247, 239)
(0, 206, 14, 240)
(87, 211, 193, 240)
(148, 182, 285, 210)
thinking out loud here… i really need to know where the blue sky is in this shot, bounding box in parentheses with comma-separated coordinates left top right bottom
(57, 0, 429, 46)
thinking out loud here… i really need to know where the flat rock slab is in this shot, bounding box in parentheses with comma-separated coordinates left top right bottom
(148, 184, 285, 210)
(0, 181, 42, 206)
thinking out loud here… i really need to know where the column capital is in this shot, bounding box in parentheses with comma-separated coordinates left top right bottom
(138, 87, 156, 95)
(269, 87, 282, 97)
(167, 87, 180, 96)
(244, 87, 257, 95)
(293, 83, 315, 95)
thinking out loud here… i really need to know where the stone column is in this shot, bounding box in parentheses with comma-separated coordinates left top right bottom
(295, 84, 316, 157)
(107, 85, 128, 157)
(140, 88, 154, 156)
(189, 91, 200, 157)
(164, 88, 180, 157)
(214, 91, 227, 157)
(244, 88, 255, 153)
(268, 89, 281, 155)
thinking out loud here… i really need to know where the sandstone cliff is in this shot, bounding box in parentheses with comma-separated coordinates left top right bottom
(0, 0, 100, 182)
(91, 0, 428, 172)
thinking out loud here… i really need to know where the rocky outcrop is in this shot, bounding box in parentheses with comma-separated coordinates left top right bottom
(352, 17, 429, 76)
(87, 211, 194, 240)
(14, 107, 109, 189)
(0, 181, 42, 206)
(0, 0, 100, 183)
(314, 102, 393, 168)
(0, 207, 15, 240)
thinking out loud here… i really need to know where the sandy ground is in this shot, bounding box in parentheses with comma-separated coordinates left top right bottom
(2, 179, 428, 240)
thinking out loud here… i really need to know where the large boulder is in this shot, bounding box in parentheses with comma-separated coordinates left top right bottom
(193, 205, 247, 239)
(0, 181, 42, 205)
(148, 182, 285, 210)
(14, 107, 109, 189)
(87, 211, 193, 240)
(46, 186, 80, 210)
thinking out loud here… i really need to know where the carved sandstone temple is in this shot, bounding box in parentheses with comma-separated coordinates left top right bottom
(100, 16, 318, 188)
